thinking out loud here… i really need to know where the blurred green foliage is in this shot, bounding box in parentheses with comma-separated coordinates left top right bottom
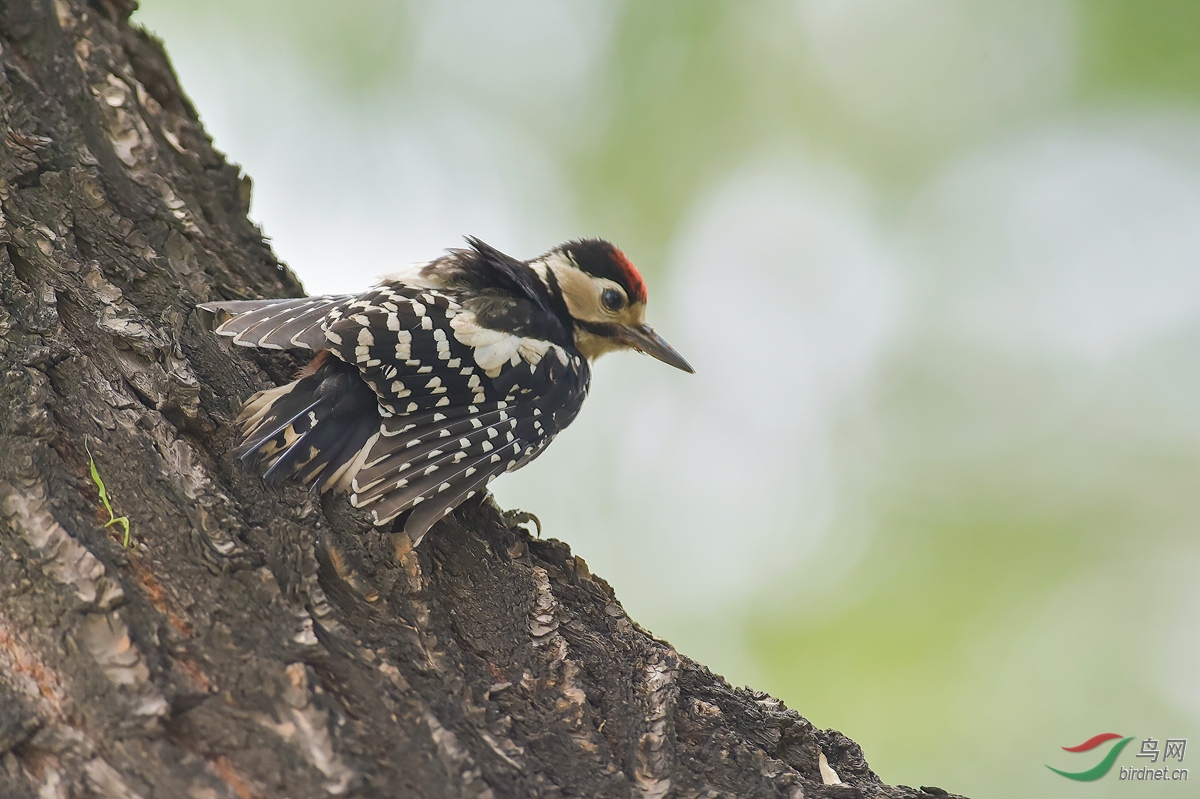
(1080, 0, 1200, 100)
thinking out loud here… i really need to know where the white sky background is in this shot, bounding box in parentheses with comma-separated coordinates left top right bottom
(139, 6, 1200, 787)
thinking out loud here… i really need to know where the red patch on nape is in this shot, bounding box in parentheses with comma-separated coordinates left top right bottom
(611, 246, 648, 304)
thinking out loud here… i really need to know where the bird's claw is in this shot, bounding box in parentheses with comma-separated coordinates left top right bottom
(501, 509, 542, 539)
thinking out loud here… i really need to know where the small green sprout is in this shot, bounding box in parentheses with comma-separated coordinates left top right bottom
(85, 440, 132, 548)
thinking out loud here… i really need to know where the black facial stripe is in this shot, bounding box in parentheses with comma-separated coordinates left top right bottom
(574, 319, 622, 339)
(537, 264, 575, 334)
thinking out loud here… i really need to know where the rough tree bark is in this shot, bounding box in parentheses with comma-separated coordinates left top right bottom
(0, 2, 968, 798)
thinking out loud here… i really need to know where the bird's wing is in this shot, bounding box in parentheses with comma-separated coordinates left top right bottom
(200, 296, 354, 349)
(322, 283, 589, 544)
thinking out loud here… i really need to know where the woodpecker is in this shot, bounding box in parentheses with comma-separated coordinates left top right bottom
(200, 238, 693, 544)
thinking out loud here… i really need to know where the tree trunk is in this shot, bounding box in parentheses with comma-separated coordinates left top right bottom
(0, 2, 966, 797)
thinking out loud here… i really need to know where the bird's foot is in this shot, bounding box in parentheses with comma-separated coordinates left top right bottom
(501, 509, 542, 539)
(482, 494, 542, 538)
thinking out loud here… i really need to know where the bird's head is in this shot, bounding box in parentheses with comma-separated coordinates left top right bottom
(533, 239, 694, 373)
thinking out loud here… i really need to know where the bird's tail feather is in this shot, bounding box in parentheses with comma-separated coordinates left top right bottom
(233, 355, 380, 495)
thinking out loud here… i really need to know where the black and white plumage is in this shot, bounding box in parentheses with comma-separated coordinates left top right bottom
(200, 238, 692, 544)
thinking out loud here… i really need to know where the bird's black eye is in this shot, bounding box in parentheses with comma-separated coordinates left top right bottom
(601, 288, 625, 312)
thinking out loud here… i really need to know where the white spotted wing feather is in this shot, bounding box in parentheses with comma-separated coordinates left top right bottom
(322, 284, 588, 543)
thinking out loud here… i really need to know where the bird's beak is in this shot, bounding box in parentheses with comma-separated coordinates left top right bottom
(621, 323, 694, 373)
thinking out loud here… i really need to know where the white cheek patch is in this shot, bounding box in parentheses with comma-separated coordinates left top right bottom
(541, 253, 643, 327)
